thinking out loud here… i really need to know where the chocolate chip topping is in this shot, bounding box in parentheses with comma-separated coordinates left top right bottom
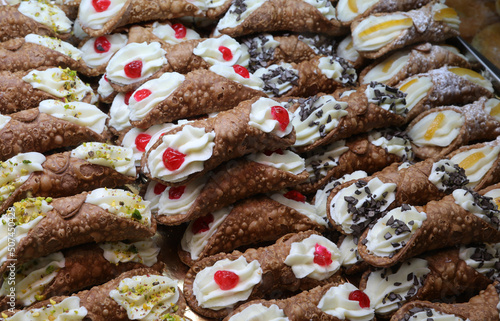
(333, 56, 357, 86)
(229, 0, 247, 22)
(258, 65, 299, 96)
(436, 162, 469, 193)
(243, 35, 276, 73)
(368, 82, 408, 116)
(297, 34, 336, 56)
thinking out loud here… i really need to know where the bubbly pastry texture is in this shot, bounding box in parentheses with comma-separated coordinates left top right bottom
(193, 35, 245, 66)
(363, 258, 430, 314)
(0, 251, 65, 306)
(336, 0, 379, 22)
(449, 144, 500, 188)
(108, 92, 132, 132)
(109, 274, 180, 321)
(352, 13, 413, 52)
(25, 34, 82, 60)
(80, 34, 128, 68)
(271, 192, 327, 226)
(365, 82, 407, 116)
(38, 100, 108, 134)
(368, 130, 414, 160)
(6, 297, 87, 321)
(209, 65, 264, 91)
(193, 256, 263, 310)
(284, 234, 342, 280)
(23, 68, 97, 103)
(336, 35, 360, 64)
(453, 188, 500, 229)
(246, 150, 305, 175)
(180, 207, 231, 260)
(146, 125, 215, 183)
(248, 97, 294, 137)
(78, 0, 128, 29)
(484, 98, 500, 122)
(403, 308, 468, 320)
(215, 0, 266, 34)
(71, 142, 136, 177)
(0, 152, 46, 205)
(151, 22, 201, 44)
(128, 72, 186, 122)
(18, 0, 72, 33)
(408, 110, 464, 147)
(100, 236, 161, 267)
(447, 67, 494, 93)
(291, 95, 348, 147)
(85, 188, 151, 226)
(362, 50, 410, 84)
(304, 140, 349, 182)
(185, 0, 226, 12)
(396, 76, 433, 113)
(317, 283, 375, 321)
(106, 42, 167, 85)
(428, 159, 469, 192)
(228, 303, 289, 321)
(365, 205, 427, 257)
(253, 63, 299, 97)
(459, 242, 500, 281)
(329, 177, 397, 234)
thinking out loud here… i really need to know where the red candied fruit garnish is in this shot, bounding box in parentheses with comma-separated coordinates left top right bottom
(313, 243, 332, 266)
(124, 92, 132, 105)
(263, 149, 284, 156)
(214, 270, 239, 290)
(92, 0, 110, 12)
(284, 190, 306, 203)
(94, 36, 111, 53)
(271, 106, 290, 131)
(192, 213, 214, 234)
(162, 147, 186, 171)
(133, 89, 152, 102)
(104, 74, 108, 82)
(172, 23, 187, 39)
(124, 60, 143, 79)
(153, 183, 167, 195)
(169, 185, 186, 200)
(349, 290, 371, 309)
(218, 46, 233, 61)
(135, 133, 151, 152)
(233, 65, 250, 78)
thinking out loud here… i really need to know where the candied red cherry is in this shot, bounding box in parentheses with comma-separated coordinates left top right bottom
(284, 190, 306, 203)
(218, 46, 233, 61)
(124, 60, 143, 78)
(192, 213, 214, 234)
(92, 0, 110, 12)
(169, 186, 186, 200)
(124, 92, 132, 105)
(349, 290, 371, 309)
(214, 270, 239, 290)
(271, 106, 290, 131)
(172, 23, 187, 39)
(104, 74, 108, 82)
(135, 133, 151, 152)
(153, 183, 167, 195)
(313, 243, 332, 266)
(233, 65, 250, 78)
(133, 89, 152, 102)
(94, 36, 111, 53)
(162, 147, 186, 171)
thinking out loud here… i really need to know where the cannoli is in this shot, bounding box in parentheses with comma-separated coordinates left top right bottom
(336, 35, 365, 69)
(214, 0, 347, 37)
(390, 282, 500, 321)
(0, 143, 137, 215)
(0, 234, 163, 309)
(141, 96, 295, 186)
(78, 33, 129, 75)
(357, 183, 500, 268)
(183, 231, 344, 319)
(359, 43, 470, 86)
(327, 157, 470, 236)
(359, 246, 496, 317)
(178, 193, 328, 266)
(351, 2, 460, 59)
(0, 188, 156, 275)
(127, 67, 265, 129)
(295, 129, 413, 195)
(0, 67, 97, 114)
(407, 97, 500, 160)
(146, 21, 201, 46)
(146, 149, 308, 226)
(395, 66, 494, 121)
(0, 0, 72, 42)
(336, 0, 432, 26)
(0, 100, 110, 161)
(97, 74, 118, 104)
(225, 281, 377, 321)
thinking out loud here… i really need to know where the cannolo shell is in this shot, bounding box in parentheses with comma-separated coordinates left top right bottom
(0, 108, 111, 161)
(183, 231, 344, 319)
(156, 158, 309, 225)
(205, 0, 232, 19)
(142, 97, 296, 186)
(178, 196, 326, 266)
(130, 68, 266, 129)
(163, 38, 210, 74)
(0, 151, 137, 215)
(269, 35, 320, 66)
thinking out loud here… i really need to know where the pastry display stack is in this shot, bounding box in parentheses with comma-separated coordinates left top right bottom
(0, 0, 499, 320)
